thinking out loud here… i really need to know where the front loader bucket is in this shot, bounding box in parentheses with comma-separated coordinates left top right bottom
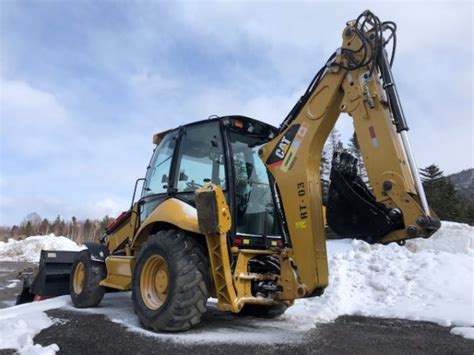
(15, 250, 78, 305)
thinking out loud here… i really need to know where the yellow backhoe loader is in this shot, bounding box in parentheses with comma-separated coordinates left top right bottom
(58, 10, 442, 332)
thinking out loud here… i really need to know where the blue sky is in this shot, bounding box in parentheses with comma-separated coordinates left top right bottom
(0, 1, 472, 226)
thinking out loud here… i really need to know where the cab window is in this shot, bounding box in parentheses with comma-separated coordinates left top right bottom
(143, 130, 177, 196)
(229, 130, 282, 236)
(175, 122, 226, 192)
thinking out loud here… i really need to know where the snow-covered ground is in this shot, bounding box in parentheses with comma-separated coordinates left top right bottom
(0, 234, 83, 262)
(0, 221, 472, 353)
(286, 221, 473, 339)
(0, 297, 69, 354)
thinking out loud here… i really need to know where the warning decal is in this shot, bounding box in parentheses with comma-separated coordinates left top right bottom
(369, 126, 379, 148)
(280, 122, 309, 172)
(266, 124, 300, 168)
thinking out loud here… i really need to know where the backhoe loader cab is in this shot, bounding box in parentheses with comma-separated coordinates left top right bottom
(67, 11, 440, 333)
(142, 116, 283, 248)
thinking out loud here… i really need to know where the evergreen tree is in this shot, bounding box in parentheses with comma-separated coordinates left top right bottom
(52, 215, 61, 235)
(321, 128, 345, 203)
(420, 164, 444, 183)
(348, 131, 368, 183)
(71, 216, 77, 239)
(40, 218, 50, 235)
(420, 164, 461, 221)
(58, 220, 66, 236)
(99, 215, 114, 235)
(465, 204, 474, 225)
(320, 145, 330, 204)
(23, 213, 42, 235)
(24, 221, 33, 238)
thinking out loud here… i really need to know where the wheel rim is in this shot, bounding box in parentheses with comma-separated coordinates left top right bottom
(73, 261, 86, 294)
(140, 254, 169, 310)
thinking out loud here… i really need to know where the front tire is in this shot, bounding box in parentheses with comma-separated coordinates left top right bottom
(70, 250, 106, 308)
(132, 230, 210, 332)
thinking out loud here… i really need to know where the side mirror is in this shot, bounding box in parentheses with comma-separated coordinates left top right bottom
(179, 172, 188, 181)
(161, 174, 168, 183)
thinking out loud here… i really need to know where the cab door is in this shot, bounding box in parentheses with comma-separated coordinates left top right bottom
(140, 129, 178, 222)
(171, 120, 227, 206)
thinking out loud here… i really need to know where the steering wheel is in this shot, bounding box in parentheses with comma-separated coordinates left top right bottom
(186, 181, 203, 190)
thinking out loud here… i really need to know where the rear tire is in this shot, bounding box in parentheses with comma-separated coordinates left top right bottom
(239, 302, 288, 318)
(70, 250, 106, 308)
(132, 229, 210, 332)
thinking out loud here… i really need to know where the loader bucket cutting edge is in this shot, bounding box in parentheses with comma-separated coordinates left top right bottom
(15, 250, 79, 305)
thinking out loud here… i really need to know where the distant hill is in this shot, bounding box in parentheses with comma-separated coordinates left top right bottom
(448, 168, 473, 204)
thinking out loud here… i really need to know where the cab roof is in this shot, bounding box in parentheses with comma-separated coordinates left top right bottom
(153, 115, 278, 145)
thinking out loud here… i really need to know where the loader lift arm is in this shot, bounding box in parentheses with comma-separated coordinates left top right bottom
(259, 10, 441, 296)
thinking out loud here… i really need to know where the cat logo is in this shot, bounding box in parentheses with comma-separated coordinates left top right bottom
(266, 124, 300, 168)
(275, 136, 291, 159)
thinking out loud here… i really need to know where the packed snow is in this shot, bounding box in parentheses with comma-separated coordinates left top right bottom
(285, 221, 473, 336)
(0, 297, 69, 354)
(0, 234, 84, 262)
(0, 221, 472, 352)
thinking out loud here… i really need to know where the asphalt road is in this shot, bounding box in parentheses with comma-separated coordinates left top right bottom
(1, 261, 473, 354)
(31, 310, 474, 354)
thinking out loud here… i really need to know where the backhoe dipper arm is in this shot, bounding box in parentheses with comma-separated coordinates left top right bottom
(259, 11, 441, 296)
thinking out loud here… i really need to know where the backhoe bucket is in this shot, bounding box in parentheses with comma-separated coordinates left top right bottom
(326, 152, 403, 243)
(16, 250, 78, 305)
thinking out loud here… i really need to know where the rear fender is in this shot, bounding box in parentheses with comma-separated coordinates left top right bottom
(131, 198, 201, 249)
(84, 242, 110, 262)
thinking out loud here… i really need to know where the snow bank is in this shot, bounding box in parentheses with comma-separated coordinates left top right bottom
(0, 234, 84, 262)
(0, 296, 69, 353)
(286, 221, 474, 335)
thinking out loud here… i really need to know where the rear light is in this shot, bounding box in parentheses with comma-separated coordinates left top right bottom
(233, 238, 242, 246)
(33, 295, 49, 302)
(271, 240, 284, 247)
(233, 120, 244, 129)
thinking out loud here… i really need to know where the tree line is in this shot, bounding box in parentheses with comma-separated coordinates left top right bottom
(0, 213, 115, 243)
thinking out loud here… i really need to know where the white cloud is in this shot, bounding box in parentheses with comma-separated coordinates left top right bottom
(0, 79, 67, 125)
(91, 197, 128, 218)
(0, 78, 71, 156)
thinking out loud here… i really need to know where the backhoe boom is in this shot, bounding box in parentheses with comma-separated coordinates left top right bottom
(260, 10, 441, 296)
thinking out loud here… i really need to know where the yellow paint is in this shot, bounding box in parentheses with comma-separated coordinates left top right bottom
(131, 198, 200, 250)
(100, 256, 135, 290)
